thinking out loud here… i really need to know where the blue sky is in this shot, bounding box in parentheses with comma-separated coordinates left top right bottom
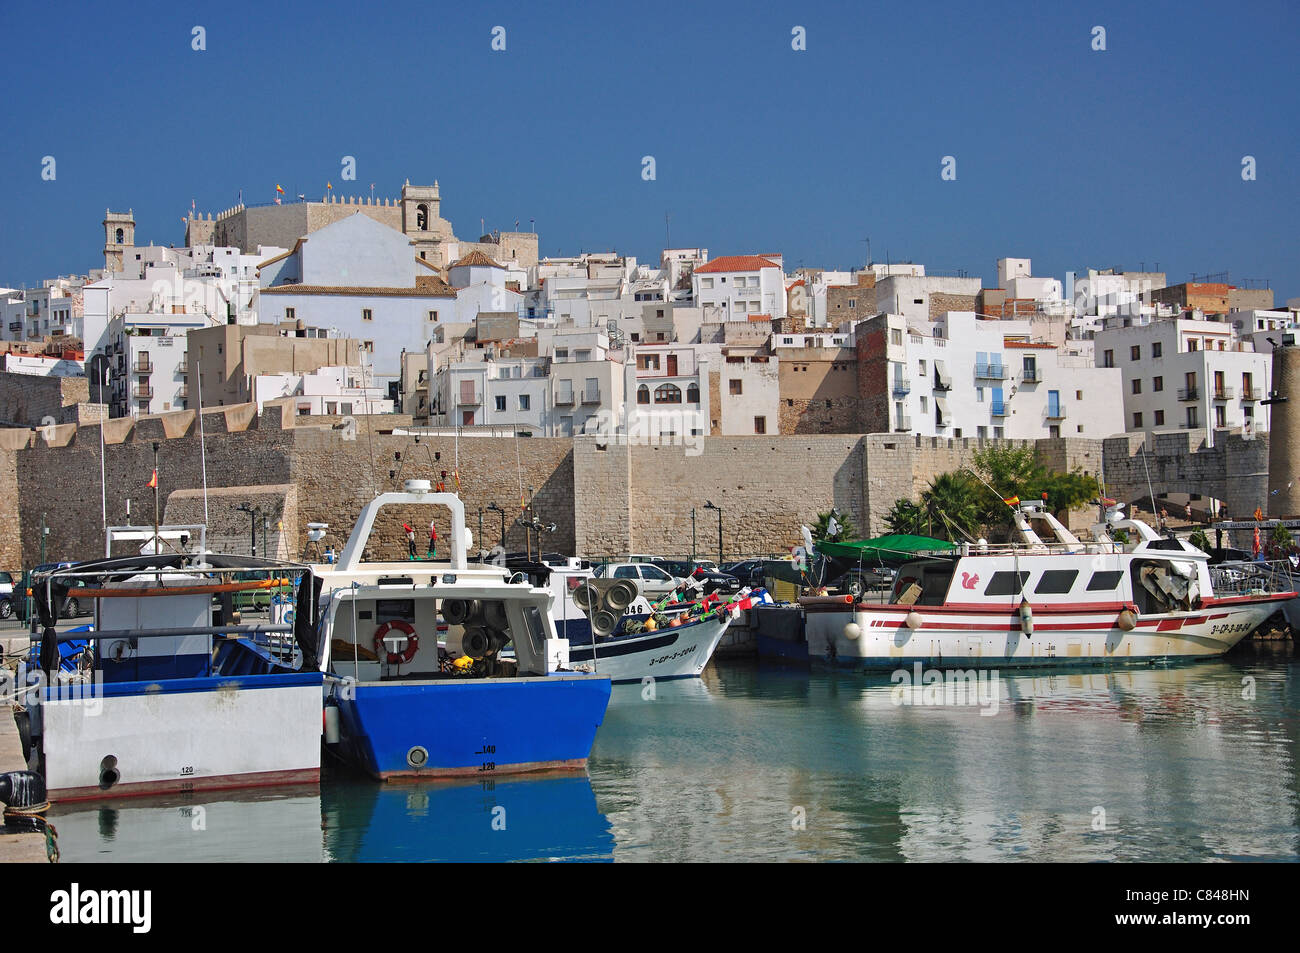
(2, 0, 1297, 301)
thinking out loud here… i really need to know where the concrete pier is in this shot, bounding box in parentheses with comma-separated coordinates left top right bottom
(0, 704, 49, 863)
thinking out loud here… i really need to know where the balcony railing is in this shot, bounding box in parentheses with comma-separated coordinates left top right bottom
(893, 416, 912, 432)
(933, 376, 952, 393)
(1241, 388, 1262, 401)
(134, 359, 153, 374)
(1178, 387, 1200, 401)
(554, 391, 575, 405)
(1212, 386, 1234, 401)
(1021, 368, 1042, 383)
(1046, 406, 1066, 420)
(891, 381, 911, 397)
(458, 390, 481, 405)
(132, 385, 153, 400)
(581, 389, 601, 404)
(990, 402, 1009, 417)
(975, 364, 1009, 379)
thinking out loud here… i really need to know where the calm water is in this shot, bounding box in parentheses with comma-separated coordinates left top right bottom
(50, 645, 1300, 862)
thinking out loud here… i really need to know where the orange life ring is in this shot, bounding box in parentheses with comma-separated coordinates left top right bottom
(373, 620, 419, 665)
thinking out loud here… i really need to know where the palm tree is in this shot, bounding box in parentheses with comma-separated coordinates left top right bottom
(884, 499, 926, 536)
(812, 510, 856, 543)
(920, 472, 983, 541)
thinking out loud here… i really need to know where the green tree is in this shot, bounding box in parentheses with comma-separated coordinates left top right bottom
(920, 471, 983, 541)
(884, 499, 926, 536)
(969, 444, 1098, 532)
(1188, 527, 1212, 554)
(812, 510, 857, 543)
(1270, 523, 1293, 552)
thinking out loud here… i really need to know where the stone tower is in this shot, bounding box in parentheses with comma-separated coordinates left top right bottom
(103, 209, 136, 272)
(1267, 340, 1300, 517)
(185, 212, 216, 247)
(401, 180, 445, 237)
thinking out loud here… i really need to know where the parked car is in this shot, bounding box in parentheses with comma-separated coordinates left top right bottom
(722, 559, 767, 588)
(0, 571, 15, 620)
(650, 560, 742, 597)
(593, 561, 679, 599)
(22, 563, 91, 620)
(830, 566, 896, 597)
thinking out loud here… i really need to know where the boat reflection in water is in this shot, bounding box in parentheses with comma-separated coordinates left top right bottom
(47, 785, 325, 863)
(321, 770, 614, 862)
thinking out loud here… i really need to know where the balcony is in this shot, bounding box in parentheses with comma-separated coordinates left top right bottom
(1178, 387, 1200, 401)
(176, 385, 189, 400)
(1211, 387, 1234, 401)
(990, 402, 1009, 417)
(1021, 368, 1042, 383)
(932, 376, 952, 393)
(458, 389, 481, 406)
(581, 389, 601, 404)
(1046, 406, 1066, 421)
(892, 416, 912, 432)
(554, 390, 575, 406)
(891, 381, 911, 397)
(132, 385, 154, 400)
(134, 358, 153, 374)
(975, 364, 1009, 380)
(1241, 388, 1262, 401)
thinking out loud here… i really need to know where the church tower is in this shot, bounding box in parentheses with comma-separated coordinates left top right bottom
(103, 209, 136, 272)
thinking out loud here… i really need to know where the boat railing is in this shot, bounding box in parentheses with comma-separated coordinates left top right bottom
(968, 539, 1124, 556)
(1210, 559, 1297, 597)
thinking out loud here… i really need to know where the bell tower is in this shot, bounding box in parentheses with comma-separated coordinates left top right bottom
(103, 208, 136, 272)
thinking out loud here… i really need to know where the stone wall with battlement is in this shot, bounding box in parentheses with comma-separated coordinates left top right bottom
(0, 401, 1274, 571)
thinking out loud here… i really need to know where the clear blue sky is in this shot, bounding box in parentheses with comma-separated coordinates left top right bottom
(2, 0, 1297, 301)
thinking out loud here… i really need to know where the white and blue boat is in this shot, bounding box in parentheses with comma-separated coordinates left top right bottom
(314, 482, 611, 780)
(20, 550, 324, 802)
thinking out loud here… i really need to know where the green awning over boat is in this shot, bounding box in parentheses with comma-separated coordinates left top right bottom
(814, 534, 958, 564)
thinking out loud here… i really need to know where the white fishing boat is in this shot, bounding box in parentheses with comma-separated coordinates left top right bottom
(19, 544, 323, 803)
(500, 555, 752, 683)
(804, 500, 1295, 670)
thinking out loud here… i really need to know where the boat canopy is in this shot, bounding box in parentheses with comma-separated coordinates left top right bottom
(815, 534, 958, 565)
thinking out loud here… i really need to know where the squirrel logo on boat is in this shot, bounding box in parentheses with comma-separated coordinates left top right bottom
(961, 572, 979, 590)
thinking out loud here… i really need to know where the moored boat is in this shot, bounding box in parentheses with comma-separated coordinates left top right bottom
(314, 482, 611, 780)
(804, 501, 1295, 670)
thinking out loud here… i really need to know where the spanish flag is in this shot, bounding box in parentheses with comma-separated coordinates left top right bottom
(326, 181, 333, 190)
(146, 469, 157, 489)
(453, 470, 461, 492)
(275, 184, 284, 194)
(1002, 495, 1020, 506)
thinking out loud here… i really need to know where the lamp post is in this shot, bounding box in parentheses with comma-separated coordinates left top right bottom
(704, 500, 722, 566)
(487, 502, 505, 551)
(691, 507, 696, 563)
(477, 507, 484, 556)
(152, 441, 160, 555)
(236, 502, 257, 557)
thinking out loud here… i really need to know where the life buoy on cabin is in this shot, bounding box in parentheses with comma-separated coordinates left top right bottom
(373, 620, 419, 665)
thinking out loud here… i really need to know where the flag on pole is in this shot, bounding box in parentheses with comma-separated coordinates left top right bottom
(326, 181, 333, 191)
(1002, 495, 1020, 506)
(1253, 526, 1262, 557)
(1254, 506, 1264, 521)
(276, 184, 285, 194)
(453, 469, 461, 492)
(146, 469, 158, 489)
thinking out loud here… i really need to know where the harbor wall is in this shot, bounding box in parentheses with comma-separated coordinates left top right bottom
(0, 402, 1277, 568)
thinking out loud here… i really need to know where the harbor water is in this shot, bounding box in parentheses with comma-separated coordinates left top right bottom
(48, 644, 1300, 862)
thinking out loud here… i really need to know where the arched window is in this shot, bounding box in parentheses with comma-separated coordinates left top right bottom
(114, 228, 124, 243)
(654, 383, 682, 404)
(416, 204, 429, 230)
(637, 384, 649, 405)
(686, 383, 700, 403)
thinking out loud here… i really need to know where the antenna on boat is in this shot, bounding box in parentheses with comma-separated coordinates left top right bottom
(196, 366, 210, 530)
(961, 466, 1019, 514)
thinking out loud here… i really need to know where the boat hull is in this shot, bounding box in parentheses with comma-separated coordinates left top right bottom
(330, 674, 611, 780)
(804, 595, 1290, 670)
(563, 614, 732, 683)
(38, 671, 324, 802)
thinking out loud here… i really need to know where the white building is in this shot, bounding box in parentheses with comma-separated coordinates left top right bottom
(430, 353, 551, 432)
(1095, 315, 1272, 446)
(102, 311, 209, 417)
(876, 311, 1123, 439)
(253, 364, 392, 415)
(623, 342, 715, 443)
(691, 255, 787, 321)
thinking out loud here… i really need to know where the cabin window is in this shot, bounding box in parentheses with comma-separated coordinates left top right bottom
(1086, 570, 1124, 591)
(1034, 570, 1078, 595)
(984, 571, 1030, 597)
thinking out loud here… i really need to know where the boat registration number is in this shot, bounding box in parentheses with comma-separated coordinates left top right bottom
(1210, 621, 1251, 636)
(649, 646, 697, 667)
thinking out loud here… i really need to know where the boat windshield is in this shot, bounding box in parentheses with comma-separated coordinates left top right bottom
(890, 560, 957, 607)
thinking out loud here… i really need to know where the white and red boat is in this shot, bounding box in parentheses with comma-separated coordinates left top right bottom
(804, 501, 1295, 670)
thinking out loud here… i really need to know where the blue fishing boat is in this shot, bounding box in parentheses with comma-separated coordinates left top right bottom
(314, 482, 611, 780)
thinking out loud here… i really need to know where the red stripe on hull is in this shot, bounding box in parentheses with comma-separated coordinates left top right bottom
(49, 766, 320, 804)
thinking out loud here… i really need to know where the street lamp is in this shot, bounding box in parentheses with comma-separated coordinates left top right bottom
(236, 502, 258, 557)
(486, 502, 505, 551)
(691, 507, 696, 563)
(703, 500, 722, 566)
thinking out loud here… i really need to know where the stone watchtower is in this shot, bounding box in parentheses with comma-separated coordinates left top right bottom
(103, 209, 136, 272)
(1268, 339, 1300, 517)
(400, 180, 455, 267)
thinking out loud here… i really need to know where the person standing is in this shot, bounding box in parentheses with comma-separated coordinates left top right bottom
(426, 521, 438, 558)
(403, 523, 416, 559)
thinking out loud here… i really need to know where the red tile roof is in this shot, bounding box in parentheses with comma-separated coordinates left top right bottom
(1003, 340, 1057, 349)
(695, 255, 781, 274)
(450, 250, 505, 269)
